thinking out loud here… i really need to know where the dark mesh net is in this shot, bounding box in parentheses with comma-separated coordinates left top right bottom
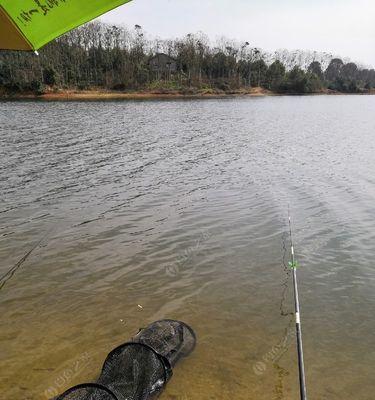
(131, 320, 196, 367)
(55, 384, 117, 400)
(56, 320, 196, 400)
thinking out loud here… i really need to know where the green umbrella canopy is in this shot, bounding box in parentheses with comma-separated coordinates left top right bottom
(0, 0, 132, 51)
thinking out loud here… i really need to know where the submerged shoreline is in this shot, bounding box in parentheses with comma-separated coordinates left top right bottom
(2, 87, 375, 101)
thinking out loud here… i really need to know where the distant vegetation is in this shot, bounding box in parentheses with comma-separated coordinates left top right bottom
(1, 22, 374, 95)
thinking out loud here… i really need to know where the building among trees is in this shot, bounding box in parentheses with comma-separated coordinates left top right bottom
(149, 53, 177, 74)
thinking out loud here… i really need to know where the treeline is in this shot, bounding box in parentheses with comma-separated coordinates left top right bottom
(1, 21, 375, 95)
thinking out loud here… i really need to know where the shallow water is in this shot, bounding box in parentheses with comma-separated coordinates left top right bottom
(1, 96, 375, 400)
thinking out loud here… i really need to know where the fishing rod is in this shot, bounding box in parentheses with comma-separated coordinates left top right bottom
(288, 208, 308, 400)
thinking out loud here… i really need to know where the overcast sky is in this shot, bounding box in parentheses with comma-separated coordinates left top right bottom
(100, 0, 375, 67)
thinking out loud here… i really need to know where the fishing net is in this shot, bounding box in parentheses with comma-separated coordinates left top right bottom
(56, 320, 196, 400)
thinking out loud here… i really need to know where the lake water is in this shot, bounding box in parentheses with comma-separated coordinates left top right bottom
(1, 96, 375, 400)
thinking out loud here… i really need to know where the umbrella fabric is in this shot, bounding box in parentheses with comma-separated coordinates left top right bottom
(0, 0, 131, 51)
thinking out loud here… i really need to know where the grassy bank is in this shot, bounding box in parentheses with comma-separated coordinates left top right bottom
(0, 87, 271, 100)
(1, 86, 375, 101)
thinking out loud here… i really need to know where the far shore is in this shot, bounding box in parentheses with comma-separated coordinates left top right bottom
(1, 87, 375, 101)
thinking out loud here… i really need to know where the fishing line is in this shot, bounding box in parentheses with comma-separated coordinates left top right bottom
(0, 235, 46, 291)
(280, 231, 293, 317)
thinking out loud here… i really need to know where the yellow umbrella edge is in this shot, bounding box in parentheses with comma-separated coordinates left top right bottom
(0, 6, 33, 51)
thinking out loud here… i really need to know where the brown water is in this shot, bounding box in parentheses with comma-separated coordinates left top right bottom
(1, 96, 375, 400)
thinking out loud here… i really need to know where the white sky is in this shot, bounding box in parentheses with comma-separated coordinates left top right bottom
(100, 0, 375, 67)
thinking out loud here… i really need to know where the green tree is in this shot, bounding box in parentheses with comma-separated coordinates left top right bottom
(279, 67, 322, 93)
(266, 60, 286, 90)
(341, 62, 358, 81)
(250, 59, 268, 87)
(308, 61, 323, 79)
(43, 67, 58, 85)
(325, 58, 343, 81)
